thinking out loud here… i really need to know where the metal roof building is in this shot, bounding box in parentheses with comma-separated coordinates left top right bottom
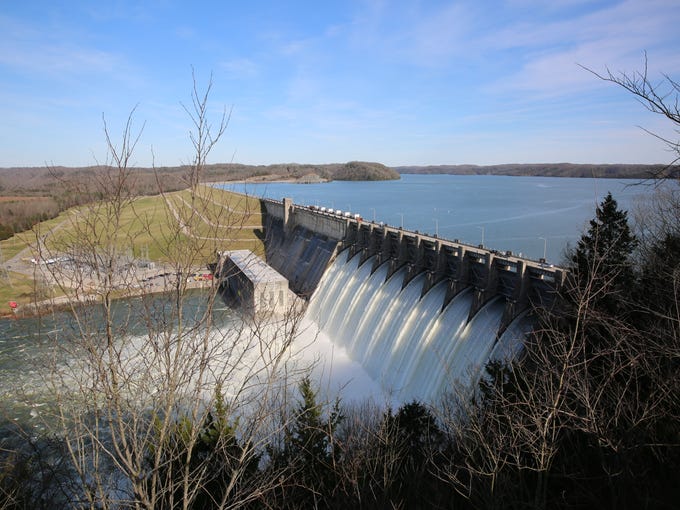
(218, 250, 289, 316)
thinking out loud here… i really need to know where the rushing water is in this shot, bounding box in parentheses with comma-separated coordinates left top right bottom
(305, 250, 532, 402)
(220, 174, 649, 263)
(0, 291, 384, 436)
(244, 174, 655, 401)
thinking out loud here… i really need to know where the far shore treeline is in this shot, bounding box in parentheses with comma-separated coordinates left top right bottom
(0, 161, 399, 198)
(395, 162, 678, 179)
(0, 160, 675, 240)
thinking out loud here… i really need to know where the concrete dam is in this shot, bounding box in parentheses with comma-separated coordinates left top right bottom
(259, 197, 566, 401)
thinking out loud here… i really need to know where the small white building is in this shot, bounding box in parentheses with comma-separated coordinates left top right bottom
(218, 250, 289, 316)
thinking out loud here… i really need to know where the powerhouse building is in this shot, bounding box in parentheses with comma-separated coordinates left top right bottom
(218, 249, 289, 316)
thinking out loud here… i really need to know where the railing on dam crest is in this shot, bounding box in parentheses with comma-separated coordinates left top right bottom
(261, 197, 566, 332)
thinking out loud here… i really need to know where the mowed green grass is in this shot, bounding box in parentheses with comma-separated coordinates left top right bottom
(0, 208, 75, 262)
(0, 269, 68, 313)
(47, 186, 265, 263)
(0, 271, 43, 314)
(0, 187, 265, 307)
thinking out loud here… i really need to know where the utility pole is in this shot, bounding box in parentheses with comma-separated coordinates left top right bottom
(0, 243, 14, 289)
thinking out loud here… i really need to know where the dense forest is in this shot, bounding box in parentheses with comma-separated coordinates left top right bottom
(396, 162, 678, 179)
(0, 161, 398, 197)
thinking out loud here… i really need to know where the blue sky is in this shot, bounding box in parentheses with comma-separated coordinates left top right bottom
(1, 0, 679, 168)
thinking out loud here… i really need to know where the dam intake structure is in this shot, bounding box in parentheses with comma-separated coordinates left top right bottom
(254, 196, 566, 401)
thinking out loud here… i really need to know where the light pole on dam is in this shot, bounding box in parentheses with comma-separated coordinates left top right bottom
(259, 196, 567, 331)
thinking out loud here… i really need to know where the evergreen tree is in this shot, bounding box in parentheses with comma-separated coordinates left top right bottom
(266, 377, 342, 509)
(570, 192, 637, 312)
(144, 384, 259, 510)
(376, 401, 446, 509)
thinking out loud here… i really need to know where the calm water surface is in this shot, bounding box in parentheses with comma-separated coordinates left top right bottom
(220, 174, 649, 263)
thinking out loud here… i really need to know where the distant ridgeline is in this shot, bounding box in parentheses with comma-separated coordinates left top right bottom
(260, 197, 567, 401)
(0, 162, 398, 238)
(0, 161, 398, 197)
(395, 163, 678, 179)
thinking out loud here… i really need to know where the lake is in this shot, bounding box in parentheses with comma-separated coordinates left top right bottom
(219, 174, 650, 263)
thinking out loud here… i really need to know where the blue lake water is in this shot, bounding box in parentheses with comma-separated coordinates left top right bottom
(219, 174, 650, 263)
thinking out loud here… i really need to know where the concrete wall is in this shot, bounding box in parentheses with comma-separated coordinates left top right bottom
(261, 199, 343, 297)
(263, 199, 348, 240)
(259, 196, 566, 330)
(343, 220, 566, 331)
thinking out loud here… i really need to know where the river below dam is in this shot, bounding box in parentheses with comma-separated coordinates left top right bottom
(0, 290, 383, 437)
(221, 174, 651, 263)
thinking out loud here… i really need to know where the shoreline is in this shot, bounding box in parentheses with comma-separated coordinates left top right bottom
(5, 269, 216, 320)
(207, 174, 331, 186)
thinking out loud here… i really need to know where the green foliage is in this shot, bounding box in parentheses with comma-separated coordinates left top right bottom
(265, 376, 343, 509)
(332, 161, 400, 181)
(0, 223, 12, 241)
(452, 191, 680, 510)
(144, 384, 259, 510)
(290, 377, 341, 468)
(0, 197, 60, 236)
(377, 401, 445, 508)
(570, 191, 637, 312)
(638, 232, 680, 315)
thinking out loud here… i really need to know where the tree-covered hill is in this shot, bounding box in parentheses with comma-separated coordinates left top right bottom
(0, 161, 399, 197)
(396, 163, 678, 179)
(0, 161, 399, 236)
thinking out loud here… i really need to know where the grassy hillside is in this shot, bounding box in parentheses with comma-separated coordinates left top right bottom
(0, 186, 264, 310)
(0, 162, 398, 238)
(43, 186, 265, 263)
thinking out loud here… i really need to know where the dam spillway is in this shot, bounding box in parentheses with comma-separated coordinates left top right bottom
(304, 250, 534, 401)
(255, 196, 565, 401)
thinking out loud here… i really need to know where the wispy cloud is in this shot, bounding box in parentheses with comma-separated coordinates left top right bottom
(344, 1, 478, 67)
(487, 0, 680, 94)
(0, 14, 133, 80)
(1, 42, 126, 76)
(220, 57, 259, 78)
(401, 3, 474, 65)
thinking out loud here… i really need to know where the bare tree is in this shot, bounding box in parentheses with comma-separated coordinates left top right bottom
(180, 69, 231, 192)
(17, 75, 309, 509)
(582, 53, 680, 172)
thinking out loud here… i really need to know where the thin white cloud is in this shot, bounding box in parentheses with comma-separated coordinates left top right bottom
(489, 0, 678, 52)
(487, 0, 680, 95)
(175, 26, 196, 40)
(503, 0, 602, 9)
(84, 2, 152, 23)
(345, 1, 477, 67)
(220, 57, 259, 78)
(0, 42, 126, 76)
(402, 3, 473, 65)
(0, 14, 134, 80)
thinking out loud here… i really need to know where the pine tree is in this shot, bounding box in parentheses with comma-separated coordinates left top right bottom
(571, 192, 637, 312)
(267, 377, 342, 508)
